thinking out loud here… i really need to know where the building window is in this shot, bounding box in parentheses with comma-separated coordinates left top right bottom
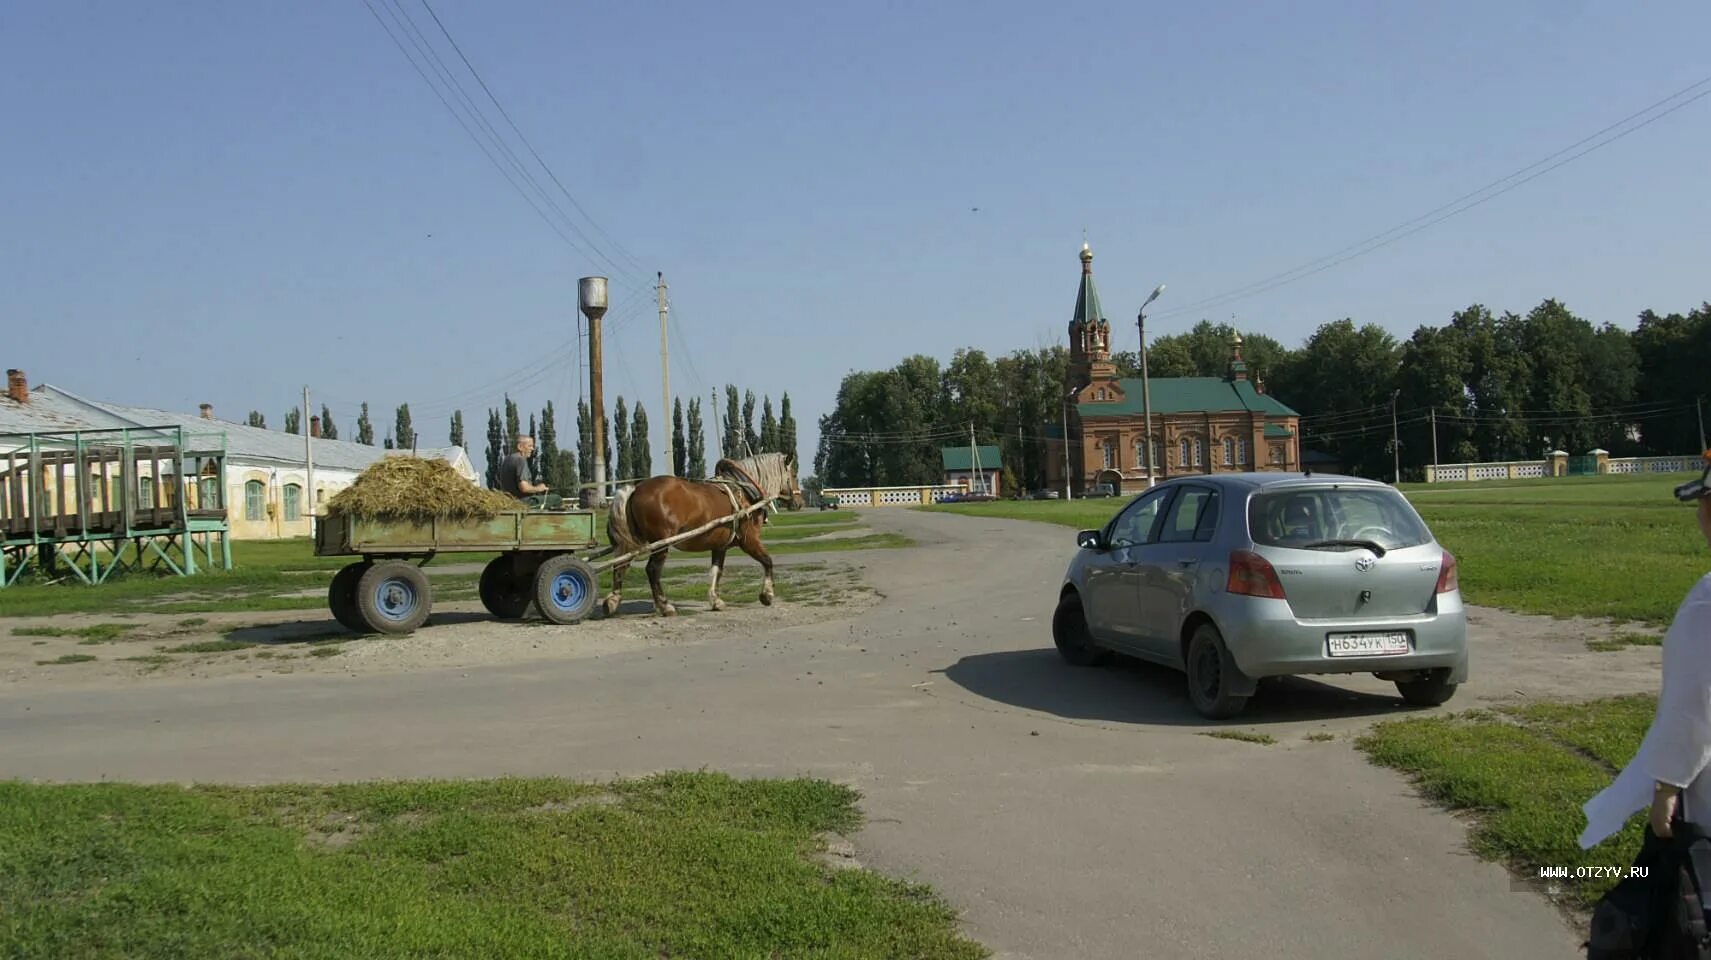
(1236, 439, 1247, 466)
(139, 476, 154, 506)
(1222, 438, 1234, 467)
(199, 476, 220, 509)
(283, 484, 302, 522)
(1271, 444, 1285, 466)
(245, 480, 265, 521)
(1135, 438, 1159, 470)
(1181, 437, 1203, 467)
(1102, 442, 1114, 470)
(1178, 438, 1189, 467)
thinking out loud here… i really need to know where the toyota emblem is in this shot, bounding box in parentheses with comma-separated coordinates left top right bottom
(1355, 556, 1376, 572)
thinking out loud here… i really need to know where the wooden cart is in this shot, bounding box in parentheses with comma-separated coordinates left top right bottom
(314, 509, 602, 635)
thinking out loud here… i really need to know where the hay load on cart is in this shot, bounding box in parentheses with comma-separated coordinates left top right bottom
(316, 457, 602, 635)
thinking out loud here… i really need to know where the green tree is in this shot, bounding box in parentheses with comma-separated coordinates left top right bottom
(526, 413, 539, 477)
(672, 398, 688, 477)
(1271, 319, 1400, 477)
(247, 411, 267, 429)
(485, 408, 504, 488)
(1396, 323, 1474, 467)
(723, 386, 742, 459)
(284, 407, 301, 435)
(632, 403, 652, 478)
(687, 398, 707, 476)
(356, 404, 375, 446)
(449, 410, 464, 449)
(779, 393, 798, 467)
(576, 400, 593, 488)
(743, 390, 759, 454)
(1633, 305, 1711, 454)
(614, 397, 632, 482)
(504, 396, 520, 449)
(394, 404, 415, 452)
(760, 396, 779, 452)
(538, 403, 559, 488)
(319, 404, 338, 441)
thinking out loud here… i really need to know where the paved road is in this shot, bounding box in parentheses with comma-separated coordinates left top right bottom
(1, 508, 1592, 959)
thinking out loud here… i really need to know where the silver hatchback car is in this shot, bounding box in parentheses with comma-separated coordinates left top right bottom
(1053, 472, 1467, 719)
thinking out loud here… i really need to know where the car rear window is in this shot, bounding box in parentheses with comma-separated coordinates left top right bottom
(1246, 486, 1432, 551)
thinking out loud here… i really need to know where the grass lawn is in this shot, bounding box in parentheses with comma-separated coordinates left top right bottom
(925, 473, 1706, 625)
(0, 772, 985, 959)
(1357, 695, 1656, 907)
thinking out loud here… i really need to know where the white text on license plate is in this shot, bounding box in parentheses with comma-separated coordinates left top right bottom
(1326, 632, 1411, 657)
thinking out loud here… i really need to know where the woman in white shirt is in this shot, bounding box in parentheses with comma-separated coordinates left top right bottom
(1580, 455, 1711, 850)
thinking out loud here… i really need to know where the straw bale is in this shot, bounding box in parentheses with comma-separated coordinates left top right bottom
(325, 456, 520, 522)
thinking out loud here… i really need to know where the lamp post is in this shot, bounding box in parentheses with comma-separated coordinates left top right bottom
(1390, 389, 1401, 485)
(1136, 284, 1165, 487)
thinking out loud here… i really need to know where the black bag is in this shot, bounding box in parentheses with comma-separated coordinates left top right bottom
(1588, 826, 1671, 959)
(1660, 822, 1711, 960)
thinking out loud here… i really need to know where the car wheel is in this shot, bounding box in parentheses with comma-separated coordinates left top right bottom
(1185, 623, 1249, 720)
(1396, 671, 1458, 707)
(1052, 592, 1109, 667)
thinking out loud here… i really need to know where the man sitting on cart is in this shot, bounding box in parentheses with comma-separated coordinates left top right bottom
(499, 435, 552, 506)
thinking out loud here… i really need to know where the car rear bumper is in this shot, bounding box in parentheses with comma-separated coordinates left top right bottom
(1213, 593, 1468, 683)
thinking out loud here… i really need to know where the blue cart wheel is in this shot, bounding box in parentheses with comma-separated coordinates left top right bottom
(356, 561, 433, 635)
(534, 555, 597, 625)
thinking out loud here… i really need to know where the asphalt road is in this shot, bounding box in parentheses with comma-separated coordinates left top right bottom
(0, 508, 1597, 959)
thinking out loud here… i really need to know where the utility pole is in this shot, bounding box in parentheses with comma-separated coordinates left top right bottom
(579, 277, 609, 506)
(969, 422, 984, 495)
(1698, 396, 1706, 452)
(1391, 390, 1402, 485)
(657, 272, 671, 479)
(711, 388, 723, 460)
(1137, 284, 1165, 488)
(1062, 396, 1073, 500)
(1430, 408, 1440, 466)
(303, 385, 314, 522)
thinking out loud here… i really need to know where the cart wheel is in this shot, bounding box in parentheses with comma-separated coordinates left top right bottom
(534, 554, 597, 625)
(356, 561, 433, 635)
(479, 556, 533, 620)
(328, 561, 370, 633)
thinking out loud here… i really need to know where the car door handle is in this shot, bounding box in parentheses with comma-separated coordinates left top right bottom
(1176, 559, 1199, 568)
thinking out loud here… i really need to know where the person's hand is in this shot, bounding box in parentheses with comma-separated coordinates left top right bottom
(1652, 784, 1680, 837)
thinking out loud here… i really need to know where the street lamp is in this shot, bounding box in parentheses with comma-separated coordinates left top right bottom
(1137, 284, 1165, 488)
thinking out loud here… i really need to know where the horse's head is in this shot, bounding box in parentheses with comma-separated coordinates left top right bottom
(779, 454, 804, 511)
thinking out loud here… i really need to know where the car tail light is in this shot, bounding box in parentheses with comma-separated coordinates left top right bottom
(1227, 550, 1286, 599)
(1435, 550, 1459, 594)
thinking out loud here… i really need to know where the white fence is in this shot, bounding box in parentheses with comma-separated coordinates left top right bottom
(822, 484, 970, 507)
(1426, 454, 1700, 483)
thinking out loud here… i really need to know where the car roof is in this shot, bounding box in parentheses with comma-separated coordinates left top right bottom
(1155, 472, 1393, 494)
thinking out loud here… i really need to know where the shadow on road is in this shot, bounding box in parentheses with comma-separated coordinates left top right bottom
(937, 648, 1420, 727)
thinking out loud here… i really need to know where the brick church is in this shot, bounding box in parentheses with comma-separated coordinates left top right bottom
(1044, 243, 1304, 496)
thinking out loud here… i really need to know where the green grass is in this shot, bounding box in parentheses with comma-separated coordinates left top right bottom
(1198, 730, 1276, 745)
(11, 623, 137, 643)
(163, 639, 257, 654)
(0, 772, 986, 959)
(1587, 631, 1664, 652)
(1357, 695, 1656, 906)
(34, 653, 97, 666)
(177, 617, 209, 628)
(119, 654, 176, 666)
(308, 646, 345, 658)
(1304, 732, 1337, 742)
(925, 474, 1705, 625)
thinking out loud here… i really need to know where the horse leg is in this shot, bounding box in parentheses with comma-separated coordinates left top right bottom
(647, 548, 675, 617)
(603, 559, 626, 616)
(738, 524, 776, 606)
(708, 546, 728, 612)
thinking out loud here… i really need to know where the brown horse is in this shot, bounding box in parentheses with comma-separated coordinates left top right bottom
(602, 452, 802, 616)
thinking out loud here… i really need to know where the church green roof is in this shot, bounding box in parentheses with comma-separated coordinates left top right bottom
(1071, 244, 1105, 330)
(1080, 377, 1300, 418)
(942, 445, 1002, 471)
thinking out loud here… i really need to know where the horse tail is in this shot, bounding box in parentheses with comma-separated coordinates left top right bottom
(606, 486, 648, 557)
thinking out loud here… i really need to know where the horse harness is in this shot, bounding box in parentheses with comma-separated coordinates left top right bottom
(705, 461, 769, 534)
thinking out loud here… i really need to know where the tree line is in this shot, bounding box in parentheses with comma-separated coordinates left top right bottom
(472, 386, 799, 495)
(815, 299, 1711, 488)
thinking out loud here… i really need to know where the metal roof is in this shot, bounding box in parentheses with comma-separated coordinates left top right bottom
(941, 445, 1002, 471)
(4, 384, 470, 474)
(1081, 376, 1301, 418)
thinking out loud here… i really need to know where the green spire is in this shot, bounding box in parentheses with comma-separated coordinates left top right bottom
(1072, 242, 1104, 331)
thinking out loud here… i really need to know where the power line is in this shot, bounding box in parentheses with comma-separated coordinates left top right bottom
(1153, 73, 1711, 321)
(416, 0, 649, 278)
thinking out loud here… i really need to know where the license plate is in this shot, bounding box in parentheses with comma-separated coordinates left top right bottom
(1326, 632, 1411, 657)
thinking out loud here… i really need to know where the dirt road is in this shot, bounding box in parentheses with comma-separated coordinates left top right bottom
(1, 508, 1658, 959)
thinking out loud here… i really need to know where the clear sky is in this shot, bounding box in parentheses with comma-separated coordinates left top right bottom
(5, 1, 1709, 469)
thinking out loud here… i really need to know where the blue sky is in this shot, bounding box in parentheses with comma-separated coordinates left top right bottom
(5, 1, 1708, 469)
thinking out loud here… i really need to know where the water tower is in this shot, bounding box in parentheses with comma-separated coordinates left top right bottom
(578, 277, 608, 506)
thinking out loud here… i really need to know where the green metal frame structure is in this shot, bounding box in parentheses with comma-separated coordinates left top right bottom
(0, 425, 232, 588)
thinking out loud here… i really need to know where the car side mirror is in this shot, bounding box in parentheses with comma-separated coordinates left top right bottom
(1076, 529, 1105, 551)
